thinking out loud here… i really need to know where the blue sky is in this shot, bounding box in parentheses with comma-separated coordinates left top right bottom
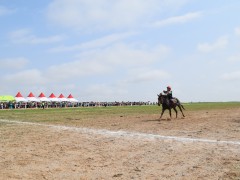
(0, 0, 240, 102)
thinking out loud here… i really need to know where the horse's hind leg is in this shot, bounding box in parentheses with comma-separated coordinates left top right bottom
(173, 107, 178, 118)
(178, 105, 185, 117)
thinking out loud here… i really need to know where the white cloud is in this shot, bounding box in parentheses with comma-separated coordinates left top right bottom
(152, 12, 202, 27)
(197, 36, 228, 53)
(0, 6, 14, 16)
(9, 29, 65, 44)
(227, 54, 240, 62)
(0, 43, 169, 87)
(46, 60, 111, 81)
(0, 41, 170, 101)
(2, 69, 47, 86)
(46, 0, 190, 31)
(47, 43, 170, 81)
(123, 69, 170, 84)
(0, 57, 29, 69)
(102, 43, 169, 65)
(82, 83, 128, 101)
(221, 71, 240, 81)
(235, 27, 240, 36)
(50, 32, 137, 52)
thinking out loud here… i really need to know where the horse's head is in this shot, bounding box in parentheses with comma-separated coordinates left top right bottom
(157, 93, 163, 106)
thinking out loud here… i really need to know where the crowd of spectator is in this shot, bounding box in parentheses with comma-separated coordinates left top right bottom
(80, 101, 156, 107)
(0, 101, 156, 109)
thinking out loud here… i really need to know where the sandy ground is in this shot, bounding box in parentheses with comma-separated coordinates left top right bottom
(0, 108, 240, 179)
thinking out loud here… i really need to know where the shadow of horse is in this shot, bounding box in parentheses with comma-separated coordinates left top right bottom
(141, 119, 168, 125)
(142, 118, 171, 122)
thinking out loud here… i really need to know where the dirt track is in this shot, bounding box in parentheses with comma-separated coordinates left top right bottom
(1, 108, 240, 179)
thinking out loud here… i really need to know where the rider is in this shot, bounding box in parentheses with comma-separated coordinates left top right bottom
(163, 86, 173, 104)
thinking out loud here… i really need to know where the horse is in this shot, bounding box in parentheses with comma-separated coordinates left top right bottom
(157, 93, 185, 119)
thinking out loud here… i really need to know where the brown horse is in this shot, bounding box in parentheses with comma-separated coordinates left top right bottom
(157, 93, 185, 119)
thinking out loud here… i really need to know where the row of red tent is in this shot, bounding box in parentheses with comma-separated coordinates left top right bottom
(15, 92, 78, 102)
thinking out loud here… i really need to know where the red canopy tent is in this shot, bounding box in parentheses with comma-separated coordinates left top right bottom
(67, 94, 78, 102)
(58, 94, 69, 102)
(48, 93, 60, 102)
(26, 92, 40, 102)
(38, 93, 50, 102)
(15, 92, 27, 102)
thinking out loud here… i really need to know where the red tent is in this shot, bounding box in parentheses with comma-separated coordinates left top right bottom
(38, 93, 50, 102)
(15, 92, 23, 97)
(67, 94, 78, 102)
(15, 92, 27, 102)
(26, 92, 40, 102)
(48, 93, 60, 102)
(67, 94, 74, 98)
(58, 94, 69, 102)
(28, 92, 35, 97)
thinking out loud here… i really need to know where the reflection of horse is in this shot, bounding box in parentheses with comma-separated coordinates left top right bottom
(157, 93, 185, 119)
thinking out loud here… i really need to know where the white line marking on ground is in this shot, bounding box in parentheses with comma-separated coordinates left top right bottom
(1, 119, 240, 146)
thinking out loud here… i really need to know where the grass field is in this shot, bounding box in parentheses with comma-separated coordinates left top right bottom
(1, 102, 240, 123)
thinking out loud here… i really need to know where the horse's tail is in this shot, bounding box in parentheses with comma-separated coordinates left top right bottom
(176, 98, 185, 110)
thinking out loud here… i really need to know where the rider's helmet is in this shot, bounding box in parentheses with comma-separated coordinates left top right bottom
(167, 86, 171, 90)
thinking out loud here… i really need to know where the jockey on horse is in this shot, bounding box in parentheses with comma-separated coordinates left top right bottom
(162, 86, 174, 106)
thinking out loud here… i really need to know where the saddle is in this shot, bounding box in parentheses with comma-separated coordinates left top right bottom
(171, 98, 178, 104)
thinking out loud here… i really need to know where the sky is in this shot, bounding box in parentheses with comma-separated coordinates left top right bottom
(0, 0, 240, 102)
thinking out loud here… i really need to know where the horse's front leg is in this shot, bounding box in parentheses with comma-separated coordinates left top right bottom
(169, 109, 172, 119)
(159, 108, 165, 119)
(173, 107, 178, 118)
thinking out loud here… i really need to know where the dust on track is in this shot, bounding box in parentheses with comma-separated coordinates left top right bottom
(0, 108, 240, 179)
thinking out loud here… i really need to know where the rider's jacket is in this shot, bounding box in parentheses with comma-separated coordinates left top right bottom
(163, 90, 173, 99)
